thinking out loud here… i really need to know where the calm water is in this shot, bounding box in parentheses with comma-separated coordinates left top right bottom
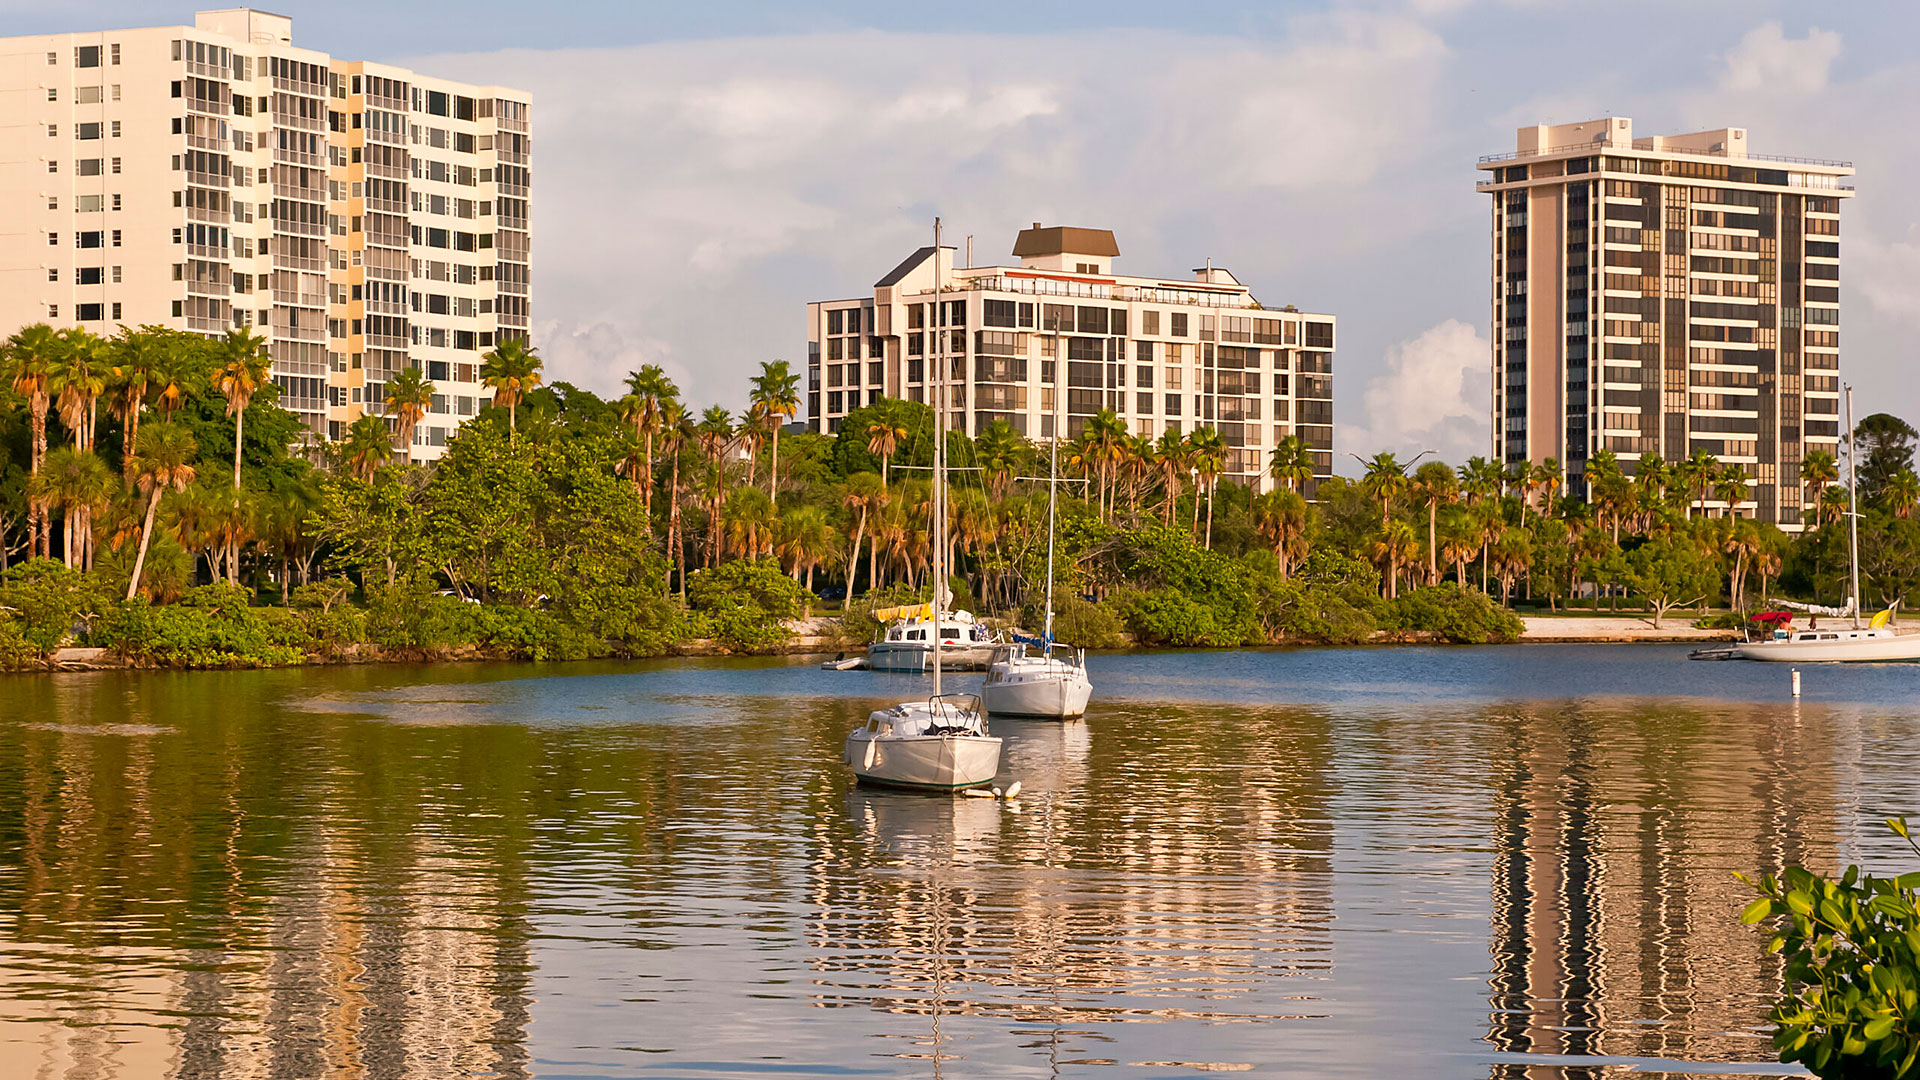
(2, 645, 1918, 1079)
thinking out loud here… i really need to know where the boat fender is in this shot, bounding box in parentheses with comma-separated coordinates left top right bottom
(1004, 780, 1021, 800)
(862, 739, 876, 770)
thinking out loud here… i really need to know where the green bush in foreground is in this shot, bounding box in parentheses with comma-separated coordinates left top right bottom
(1741, 818, 1920, 1078)
(686, 558, 809, 651)
(1385, 582, 1527, 644)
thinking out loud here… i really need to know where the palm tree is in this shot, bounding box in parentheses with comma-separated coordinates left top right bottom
(383, 365, 435, 463)
(1187, 426, 1226, 549)
(5, 323, 60, 558)
(622, 365, 676, 516)
(659, 400, 692, 596)
(479, 336, 543, 437)
(214, 327, 272, 490)
(749, 360, 801, 499)
(1534, 458, 1563, 519)
(1713, 464, 1750, 518)
(1123, 434, 1157, 516)
(975, 419, 1024, 503)
(108, 326, 165, 484)
(1816, 483, 1850, 529)
(1438, 507, 1479, 586)
(1722, 519, 1761, 612)
(1801, 449, 1840, 512)
(1252, 488, 1312, 578)
(1082, 410, 1129, 520)
(1269, 435, 1315, 493)
(1675, 449, 1719, 519)
(775, 504, 839, 604)
(1488, 526, 1532, 607)
(149, 329, 201, 421)
(50, 327, 108, 451)
(841, 471, 887, 597)
(1410, 460, 1457, 585)
(30, 447, 113, 569)
(1155, 429, 1189, 526)
(1886, 469, 1920, 520)
(341, 413, 394, 480)
(1370, 519, 1419, 600)
(724, 487, 776, 560)
(865, 406, 909, 490)
(1358, 451, 1408, 529)
(1460, 456, 1504, 505)
(124, 423, 197, 600)
(695, 406, 734, 565)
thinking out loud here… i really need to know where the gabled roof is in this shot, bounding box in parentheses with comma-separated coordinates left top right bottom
(1012, 226, 1120, 258)
(876, 246, 938, 288)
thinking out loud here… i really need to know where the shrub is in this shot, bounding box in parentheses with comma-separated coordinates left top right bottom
(686, 558, 810, 651)
(0, 559, 111, 654)
(1387, 583, 1526, 644)
(0, 615, 37, 669)
(1740, 818, 1920, 1078)
(98, 588, 306, 668)
(1041, 596, 1126, 649)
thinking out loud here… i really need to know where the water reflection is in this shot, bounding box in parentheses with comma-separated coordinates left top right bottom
(0, 652, 1909, 1077)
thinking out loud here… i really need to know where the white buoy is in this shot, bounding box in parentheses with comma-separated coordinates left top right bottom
(1004, 781, 1021, 800)
(1792, 668, 1802, 697)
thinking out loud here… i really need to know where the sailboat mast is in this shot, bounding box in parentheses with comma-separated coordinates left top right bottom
(1846, 383, 1861, 629)
(1044, 375, 1058, 647)
(932, 217, 946, 696)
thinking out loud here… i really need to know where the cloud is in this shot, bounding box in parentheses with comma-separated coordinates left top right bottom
(1720, 22, 1843, 95)
(405, 19, 1450, 411)
(1340, 320, 1490, 468)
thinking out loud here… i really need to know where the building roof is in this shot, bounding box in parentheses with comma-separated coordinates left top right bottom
(1011, 225, 1120, 258)
(875, 246, 937, 288)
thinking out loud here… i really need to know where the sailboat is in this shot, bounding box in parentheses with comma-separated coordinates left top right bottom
(982, 396, 1093, 719)
(845, 218, 1003, 790)
(1735, 384, 1920, 662)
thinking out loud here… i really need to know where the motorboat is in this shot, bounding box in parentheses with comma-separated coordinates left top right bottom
(983, 639, 1092, 718)
(980, 386, 1095, 719)
(844, 694, 1003, 790)
(867, 606, 1002, 672)
(846, 216, 1001, 792)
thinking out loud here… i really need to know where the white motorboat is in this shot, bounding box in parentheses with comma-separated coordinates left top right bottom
(867, 607, 1002, 672)
(981, 386, 1095, 719)
(846, 217, 1001, 792)
(1735, 623, 1920, 663)
(1725, 386, 1920, 663)
(983, 641, 1092, 718)
(844, 694, 1003, 790)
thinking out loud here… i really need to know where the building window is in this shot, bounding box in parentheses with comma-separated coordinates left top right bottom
(75, 45, 101, 68)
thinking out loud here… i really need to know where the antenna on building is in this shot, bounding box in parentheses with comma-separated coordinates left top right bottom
(966, 234, 973, 269)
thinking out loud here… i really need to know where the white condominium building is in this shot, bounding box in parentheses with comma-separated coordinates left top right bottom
(0, 8, 532, 460)
(807, 224, 1335, 494)
(1477, 118, 1851, 527)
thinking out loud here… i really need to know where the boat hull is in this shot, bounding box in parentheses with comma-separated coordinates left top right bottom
(983, 671, 1092, 719)
(844, 731, 1003, 790)
(1734, 630, 1920, 662)
(866, 641, 999, 672)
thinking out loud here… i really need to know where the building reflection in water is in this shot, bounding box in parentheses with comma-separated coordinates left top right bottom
(0, 672, 536, 1080)
(805, 703, 1337, 1070)
(1483, 700, 1842, 1078)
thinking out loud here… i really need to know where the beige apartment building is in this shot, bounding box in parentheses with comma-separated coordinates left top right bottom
(0, 8, 531, 460)
(806, 224, 1335, 493)
(1477, 118, 1851, 527)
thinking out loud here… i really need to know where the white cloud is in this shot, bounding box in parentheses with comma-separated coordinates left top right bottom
(1341, 320, 1491, 468)
(1720, 22, 1843, 95)
(406, 19, 1449, 411)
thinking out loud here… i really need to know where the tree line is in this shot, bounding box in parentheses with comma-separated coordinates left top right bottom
(0, 321, 1912, 664)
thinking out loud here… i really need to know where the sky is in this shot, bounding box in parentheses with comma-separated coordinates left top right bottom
(14, 1, 1918, 470)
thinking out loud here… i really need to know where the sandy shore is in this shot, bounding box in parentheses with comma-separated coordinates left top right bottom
(1520, 616, 1737, 643)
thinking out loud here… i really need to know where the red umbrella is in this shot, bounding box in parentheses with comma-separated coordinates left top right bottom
(1751, 611, 1793, 623)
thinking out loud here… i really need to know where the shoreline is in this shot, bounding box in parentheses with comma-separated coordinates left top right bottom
(14, 616, 1738, 673)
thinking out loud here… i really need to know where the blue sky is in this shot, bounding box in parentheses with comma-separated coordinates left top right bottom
(14, 2, 1917, 465)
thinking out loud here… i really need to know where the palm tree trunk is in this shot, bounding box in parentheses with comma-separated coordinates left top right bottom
(232, 405, 246, 490)
(849, 512, 868, 598)
(769, 428, 780, 501)
(123, 406, 141, 486)
(1205, 482, 1215, 550)
(126, 490, 164, 600)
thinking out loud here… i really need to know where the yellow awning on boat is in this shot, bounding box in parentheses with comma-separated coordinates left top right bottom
(1871, 608, 1894, 629)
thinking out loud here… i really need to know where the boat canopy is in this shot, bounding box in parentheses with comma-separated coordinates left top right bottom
(873, 604, 976, 624)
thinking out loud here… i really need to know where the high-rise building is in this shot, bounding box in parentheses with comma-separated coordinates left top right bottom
(1477, 119, 1851, 527)
(806, 224, 1335, 494)
(0, 8, 532, 460)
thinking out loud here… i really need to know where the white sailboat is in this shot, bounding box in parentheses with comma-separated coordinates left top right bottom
(982, 372, 1093, 719)
(846, 218, 1002, 790)
(866, 605, 1002, 672)
(1736, 384, 1920, 663)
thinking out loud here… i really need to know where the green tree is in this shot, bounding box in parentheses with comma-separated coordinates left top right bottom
(214, 327, 272, 490)
(479, 336, 543, 437)
(1623, 535, 1716, 627)
(124, 423, 198, 600)
(1855, 413, 1918, 499)
(340, 413, 395, 481)
(384, 366, 435, 464)
(28, 446, 113, 569)
(4, 324, 59, 558)
(1187, 426, 1226, 548)
(749, 359, 801, 498)
(1269, 434, 1315, 494)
